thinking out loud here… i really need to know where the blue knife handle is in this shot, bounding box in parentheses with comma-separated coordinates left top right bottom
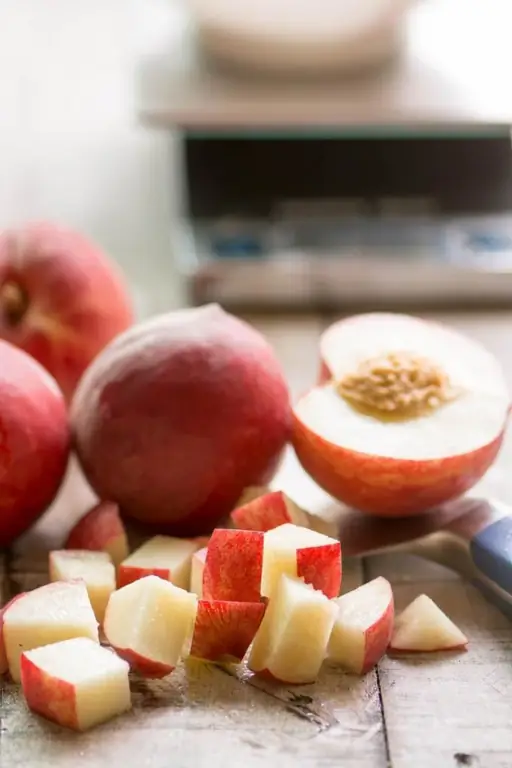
(470, 515, 512, 595)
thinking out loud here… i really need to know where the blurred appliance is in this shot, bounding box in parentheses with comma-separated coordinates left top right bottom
(139, 0, 512, 309)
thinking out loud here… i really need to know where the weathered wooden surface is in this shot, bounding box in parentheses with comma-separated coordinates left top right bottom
(2, 311, 512, 767)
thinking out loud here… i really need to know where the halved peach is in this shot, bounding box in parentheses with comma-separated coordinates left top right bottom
(294, 312, 509, 516)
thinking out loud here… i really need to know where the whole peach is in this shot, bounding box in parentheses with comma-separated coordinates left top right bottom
(71, 305, 291, 536)
(0, 340, 70, 546)
(0, 222, 134, 402)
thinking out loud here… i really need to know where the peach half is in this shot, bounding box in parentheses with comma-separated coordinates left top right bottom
(293, 313, 509, 516)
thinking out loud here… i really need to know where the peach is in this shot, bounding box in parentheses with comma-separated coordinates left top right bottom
(0, 340, 69, 547)
(190, 600, 266, 663)
(49, 550, 116, 624)
(261, 523, 341, 599)
(64, 500, 129, 567)
(231, 490, 311, 532)
(328, 577, 394, 674)
(248, 575, 337, 684)
(118, 535, 201, 589)
(21, 638, 131, 731)
(388, 594, 468, 653)
(294, 313, 509, 516)
(0, 222, 133, 401)
(203, 529, 264, 603)
(190, 547, 208, 597)
(2, 579, 99, 682)
(71, 304, 290, 536)
(104, 576, 198, 678)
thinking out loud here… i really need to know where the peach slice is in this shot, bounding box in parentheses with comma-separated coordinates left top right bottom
(21, 637, 131, 731)
(3, 580, 99, 682)
(203, 529, 264, 603)
(190, 600, 266, 663)
(261, 523, 341, 599)
(103, 575, 198, 678)
(190, 547, 208, 597)
(231, 490, 311, 532)
(389, 594, 468, 653)
(118, 535, 201, 589)
(65, 501, 129, 567)
(49, 550, 116, 624)
(294, 312, 509, 516)
(328, 577, 394, 674)
(248, 575, 337, 684)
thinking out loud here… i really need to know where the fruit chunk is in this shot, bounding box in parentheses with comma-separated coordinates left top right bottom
(65, 501, 129, 567)
(3, 580, 99, 682)
(190, 547, 207, 597)
(0, 595, 22, 675)
(118, 535, 201, 589)
(294, 312, 509, 517)
(0, 221, 133, 401)
(190, 600, 266, 663)
(231, 490, 311, 532)
(0, 340, 69, 547)
(71, 304, 291, 536)
(328, 577, 394, 674)
(234, 485, 271, 508)
(389, 594, 468, 653)
(261, 523, 341, 599)
(203, 529, 264, 603)
(248, 575, 337, 684)
(49, 550, 116, 624)
(21, 637, 131, 731)
(104, 576, 198, 678)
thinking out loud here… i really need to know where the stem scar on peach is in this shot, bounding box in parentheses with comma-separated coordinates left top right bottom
(293, 312, 510, 516)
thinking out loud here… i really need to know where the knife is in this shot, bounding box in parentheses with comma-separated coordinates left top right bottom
(275, 452, 512, 618)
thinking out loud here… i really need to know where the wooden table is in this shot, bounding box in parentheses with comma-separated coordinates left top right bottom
(2, 310, 512, 767)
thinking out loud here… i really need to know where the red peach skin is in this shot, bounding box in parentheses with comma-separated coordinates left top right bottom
(21, 655, 78, 729)
(292, 410, 505, 517)
(0, 340, 69, 546)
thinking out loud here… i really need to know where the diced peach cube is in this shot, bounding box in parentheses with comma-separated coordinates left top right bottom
(118, 535, 200, 589)
(190, 547, 208, 597)
(249, 575, 337, 684)
(21, 637, 131, 731)
(49, 550, 116, 624)
(261, 523, 341, 599)
(3, 580, 98, 682)
(104, 575, 198, 678)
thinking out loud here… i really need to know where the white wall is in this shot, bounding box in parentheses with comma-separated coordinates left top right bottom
(0, 0, 185, 317)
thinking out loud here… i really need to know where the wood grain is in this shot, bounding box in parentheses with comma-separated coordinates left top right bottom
(2, 311, 512, 767)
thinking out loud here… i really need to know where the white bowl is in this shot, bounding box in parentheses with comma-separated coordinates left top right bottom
(189, 0, 412, 77)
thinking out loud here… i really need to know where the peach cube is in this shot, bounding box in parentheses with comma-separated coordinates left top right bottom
(65, 501, 129, 567)
(249, 575, 337, 684)
(261, 523, 341, 599)
(104, 575, 198, 678)
(190, 600, 266, 663)
(3, 580, 99, 682)
(118, 535, 201, 589)
(49, 550, 116, 624)
(21, 637, 131, 731)
(190, 547, 207, 597)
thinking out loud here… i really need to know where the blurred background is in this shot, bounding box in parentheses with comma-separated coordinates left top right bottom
(3, 0, 512, 317)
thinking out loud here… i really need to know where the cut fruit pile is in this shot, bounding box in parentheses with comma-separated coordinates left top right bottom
(1, 491, 468, 732)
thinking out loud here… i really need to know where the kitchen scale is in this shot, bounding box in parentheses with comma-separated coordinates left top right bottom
(139, 0, 512, 309)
